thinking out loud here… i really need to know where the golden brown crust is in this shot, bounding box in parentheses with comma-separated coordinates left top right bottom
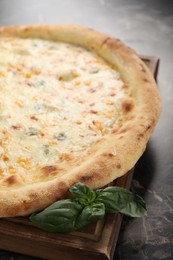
(0, 25, 161, 217)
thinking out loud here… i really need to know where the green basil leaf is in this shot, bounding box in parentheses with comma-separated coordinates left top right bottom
(70, 182, 96, 206)
(30, 183, 147, 234)
(30, 199, 83, 233)
(75, 202, 105, 230)
(95, 186, 147, 217)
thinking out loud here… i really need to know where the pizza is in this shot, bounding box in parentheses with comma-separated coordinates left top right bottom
(0, 25, 161, 217)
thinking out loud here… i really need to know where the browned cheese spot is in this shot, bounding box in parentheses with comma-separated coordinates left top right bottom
(143, 78, 150, 83)
(80, 174, 93, 183)
(41, 165, 60, 176)
(24, 27, 30, 33)
(107, 152, 115, 157)
(137, 133, 144, 141)
(102, 151, 116, 157)
(116, 164, 121, 169)
(52, 181, 70, 200)
(5, 175, 17, 186)
(121, 84, 129, 90)
(146, 124, 151, 131)
(121, 98, 134, 114)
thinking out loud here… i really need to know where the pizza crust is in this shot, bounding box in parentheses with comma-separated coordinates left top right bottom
(0, 25, 161, 217)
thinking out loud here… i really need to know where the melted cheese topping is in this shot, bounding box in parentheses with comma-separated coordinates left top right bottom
(0, 37, 129, 178)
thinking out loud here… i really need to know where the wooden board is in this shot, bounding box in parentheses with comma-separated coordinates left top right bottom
(0, 56, 159, 260)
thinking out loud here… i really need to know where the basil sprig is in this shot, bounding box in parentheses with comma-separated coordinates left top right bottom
(30, 182, 147, 233)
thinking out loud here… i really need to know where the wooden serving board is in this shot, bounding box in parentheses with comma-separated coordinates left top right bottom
(0, 56, 159, 260)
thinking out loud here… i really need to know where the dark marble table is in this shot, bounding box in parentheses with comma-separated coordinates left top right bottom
(0, 0, 173, 259)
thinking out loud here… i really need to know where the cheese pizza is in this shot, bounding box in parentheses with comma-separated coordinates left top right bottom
(0, 25, 161, 217)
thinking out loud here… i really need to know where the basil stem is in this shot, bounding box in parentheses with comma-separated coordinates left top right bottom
(70, 182, 96, 206)
(75, 202, 105, 230)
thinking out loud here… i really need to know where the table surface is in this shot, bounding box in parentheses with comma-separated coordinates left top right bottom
(0, 0, 173, 259)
